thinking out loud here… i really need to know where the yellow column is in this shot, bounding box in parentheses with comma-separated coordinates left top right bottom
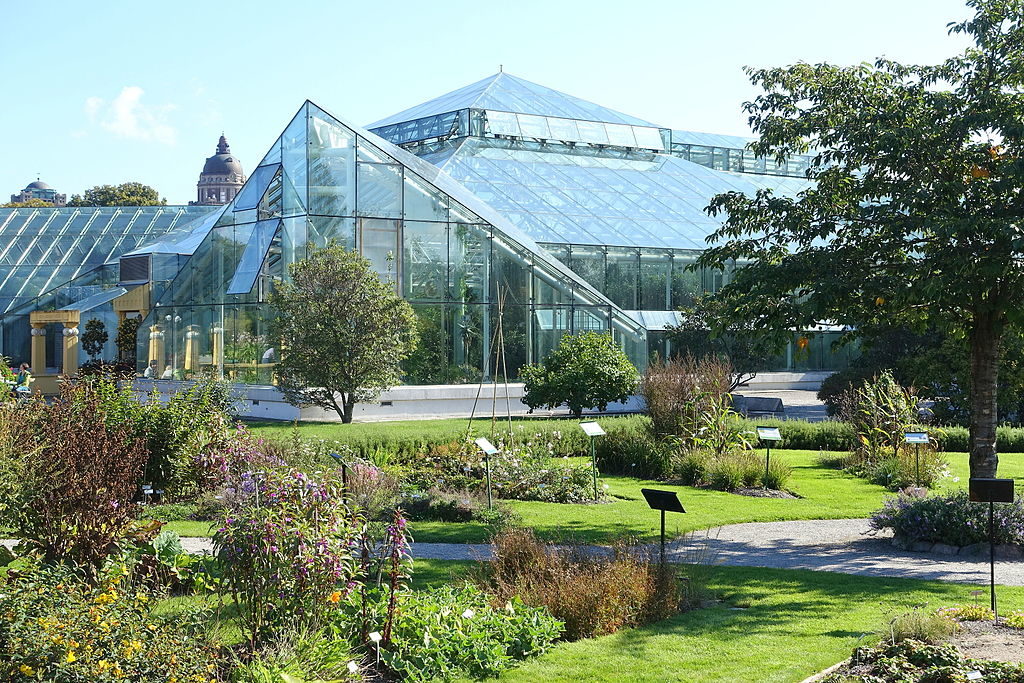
(30, 323, 46, 375)
(211, 326, 224, 378)
(184, 325, 199, 373)
(148, 325, 165, 376)
(61, 322, 80, 376)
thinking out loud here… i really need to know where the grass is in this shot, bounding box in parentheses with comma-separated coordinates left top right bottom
(166, 449, 1024, 543)
(485, 564, 1024, 682)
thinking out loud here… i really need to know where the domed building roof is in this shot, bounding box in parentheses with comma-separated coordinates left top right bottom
(26, 180, 51, 190)
(201, 135, 243, 176)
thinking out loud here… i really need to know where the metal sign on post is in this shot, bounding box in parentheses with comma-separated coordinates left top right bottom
(969, 477, 1015, 620)
(756, 426, 783, 489)
(579, 421, 606, 500)
(475, 437, 498, 509)
(329, 452, 350, 502)
(640, 488, 686, 566)
(904, 432, 929, 487)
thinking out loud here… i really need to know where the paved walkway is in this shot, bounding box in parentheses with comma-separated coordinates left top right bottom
(173, 518, 1022, 586)
(9, 518, 1021, 585)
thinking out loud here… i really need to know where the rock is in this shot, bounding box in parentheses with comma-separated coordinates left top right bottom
(996, 544, 1024, 561)
(932, 543, 960, 556)
(960, 543, 987, 558)
(912, 541, 935, 553)
(891, 536, 913, 551)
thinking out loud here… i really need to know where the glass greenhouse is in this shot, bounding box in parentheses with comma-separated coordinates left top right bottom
(0, 73, 855, 384)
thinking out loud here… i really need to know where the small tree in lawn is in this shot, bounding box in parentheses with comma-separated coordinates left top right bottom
(520, 332, 639, 418)
(270, 244, 417, 423)
(80, 318, 108, 361)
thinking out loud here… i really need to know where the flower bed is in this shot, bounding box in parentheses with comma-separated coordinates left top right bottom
(870, 489, 1024, 554)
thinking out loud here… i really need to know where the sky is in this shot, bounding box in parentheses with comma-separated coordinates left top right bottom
(0, 0, 975, 205)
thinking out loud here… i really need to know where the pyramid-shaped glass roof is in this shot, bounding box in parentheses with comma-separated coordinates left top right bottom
(368, 72, 660, 129)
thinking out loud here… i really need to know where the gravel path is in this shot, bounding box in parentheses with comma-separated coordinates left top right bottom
(8, 519, 1023, 585)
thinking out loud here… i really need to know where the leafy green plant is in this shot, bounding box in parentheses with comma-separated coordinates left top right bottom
(0, 563, 223, 682)
(520, 332, 639, 418)
(229, 629, 358, 682)
(827, 640, 1024, 682)
(114, 316, 141, 365)
(213, 468, 360, 643)
(337, 585, 561, 683)
(1005, 611, 1024, 629)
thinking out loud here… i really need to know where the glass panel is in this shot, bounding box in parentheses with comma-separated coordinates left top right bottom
(358, 218, 400, 282)
(281, 105, 308, 217)
(404, 174, 448, 221)
(671, 252, 702, 309)
(605, 247, 638, 309)
(516, 114, 551, 139)
(485, 110, 520, 136)
(640, 249, 671, 311)
(305, 215, 355, 251)
(403, 221, 447, 301)
(356, 161, 402, 218)
(233, 163, 281, 211)
(546, 117, 581, 142)
(227, 219, 280, 295)
(308, 108, 356, 216)
(605, 123, 637, 147)
(490, 234, 531, 306)
(449, 223, 488, 304)
(568, 245, 605, 293)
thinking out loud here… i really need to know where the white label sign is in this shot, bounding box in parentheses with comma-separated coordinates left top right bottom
(904, 432, 929, 444)
(474, 437, 498, 455)
(756, 426, 783, 442)
(580, 421, 606, 437)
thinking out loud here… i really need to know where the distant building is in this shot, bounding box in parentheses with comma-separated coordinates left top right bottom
(10, 179, 66, 207)
(191, 134, 245, 205)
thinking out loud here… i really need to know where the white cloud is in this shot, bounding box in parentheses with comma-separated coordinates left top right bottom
(84, 86, 177, 145)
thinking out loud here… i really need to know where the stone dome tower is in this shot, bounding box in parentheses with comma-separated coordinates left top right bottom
(193, 134, 245, 205)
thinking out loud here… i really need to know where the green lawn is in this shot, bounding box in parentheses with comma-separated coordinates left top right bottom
(166, 449, 1024, 543)
(487, 565, 1024, 682)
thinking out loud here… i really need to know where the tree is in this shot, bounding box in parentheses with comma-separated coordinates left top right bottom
(520, 332, 639, 418)
(696, 0, 1024, 477)
(1, 198, 53, 208)
(67, 182, 165, 207)
(115, 317, 141, 364)
(80, 318, 108, 361)
(270, 245, 417, 423)
(666, 294, 776, 390)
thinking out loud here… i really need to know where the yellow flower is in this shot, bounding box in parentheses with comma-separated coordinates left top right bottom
(327, 591, 342, 603)
(97, 660, 111, 672)
(65, 650, 76, 663)
(19, 664, 35, 676)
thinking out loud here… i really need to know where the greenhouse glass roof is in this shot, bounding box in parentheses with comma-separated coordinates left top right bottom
(0, 205, 217, 315)
(368, 72, 659, 129)
(418, 138, 811, 250)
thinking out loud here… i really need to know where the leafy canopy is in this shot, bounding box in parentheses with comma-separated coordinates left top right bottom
(80, 318, 108, 360)
(68, 182, 165, 207)
(520, 332, 639, 418)
(270, 244, 417, 423)
(696, 0, 1024, 476)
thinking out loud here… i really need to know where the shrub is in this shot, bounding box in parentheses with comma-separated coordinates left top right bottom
(520, 332, 639, 418)
(138, 502, 198, 523)
(402, 487, 520, 529)
(475, 528, 682, 641)
(888, 607, 957, 644)
(595, 425, 673, 479)
(345, 585, 562, 683)
(0, 402, 38, 531)
(0, 564, 223, 682)
(230, 630, 357, 683)
(936, 604, 995, 622)
(870, 490, 1024, 546)
(213, 468, 360, 642)
(674, 450, 711, 486)
(12, 381, 148, 573)
(640, 355, 734, 446)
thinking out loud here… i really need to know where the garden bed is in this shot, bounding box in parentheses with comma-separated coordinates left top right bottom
(890, 535, 1024, 559)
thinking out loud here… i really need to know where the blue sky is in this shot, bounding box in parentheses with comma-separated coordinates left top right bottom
(1, 0, 972, 205)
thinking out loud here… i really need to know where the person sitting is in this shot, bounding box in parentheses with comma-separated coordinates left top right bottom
(14, 362, 32, 394)
(143, 360, 159, 378)
(160, 365, 174, 380)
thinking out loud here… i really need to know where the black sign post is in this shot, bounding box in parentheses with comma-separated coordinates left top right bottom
(969, 477, 1014, 620)
(641, 488, 686, 566)
(904, 432, 929, 487)
(329, 452, 349, 503)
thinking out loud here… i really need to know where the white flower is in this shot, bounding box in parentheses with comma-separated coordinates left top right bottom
(603, 484, 609, 491)
(369, 631, 382, 643)
(462, 608, 475, 619)
(347, 661, 359, 673)
(953, 477, 960, 483)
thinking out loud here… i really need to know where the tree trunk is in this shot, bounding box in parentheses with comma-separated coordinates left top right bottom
(969, 311, 1002, 478)
(342, 397, 355, 424)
